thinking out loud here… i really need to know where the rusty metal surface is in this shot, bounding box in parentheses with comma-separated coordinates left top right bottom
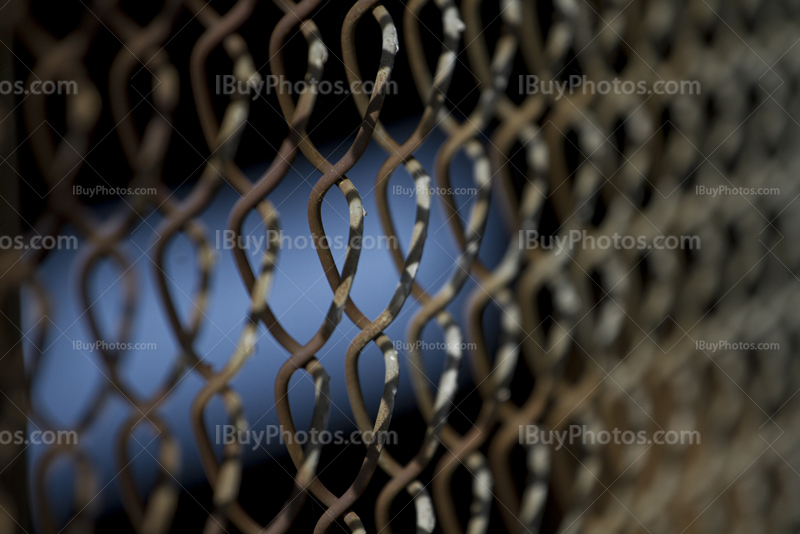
(1, 0, 800, 532)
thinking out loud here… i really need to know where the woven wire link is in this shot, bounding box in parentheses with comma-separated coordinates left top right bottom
(1, 0, 800, 533)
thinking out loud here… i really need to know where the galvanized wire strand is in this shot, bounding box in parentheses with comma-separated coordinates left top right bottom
(384, 3, 541, 532)
(370, 13, 515, 530)
(426, 23, 530, 534)
(362, 4, 527, 533)
(342, 0, 460, 449)
(304, 6, 412, 533)
(216, 2, 387, 530)
(186, 1, 344, 532)
(101, 9, 189, 533)
(14, 7, 115, 532)
(317, 4, 472, 531)
(239, 3, 399, 531)
(473, 2, 591, 520)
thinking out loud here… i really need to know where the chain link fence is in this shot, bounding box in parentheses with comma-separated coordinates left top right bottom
(1, 0, 800, 532)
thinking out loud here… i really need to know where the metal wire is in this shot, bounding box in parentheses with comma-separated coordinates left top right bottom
(2, 0, 800, 533)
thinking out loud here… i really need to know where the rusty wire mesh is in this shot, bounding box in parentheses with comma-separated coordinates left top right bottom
(1, 0, 800, 532)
